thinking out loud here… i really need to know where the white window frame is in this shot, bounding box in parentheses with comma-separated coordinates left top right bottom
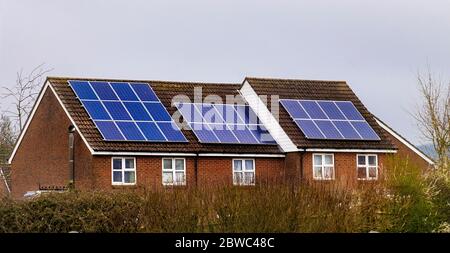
(162, 158, 186, 186)
(232, 159, 256, 186)
(356, 154, 378, 180)
(312, 153, 335, 180)
(111, 157, 137, 185)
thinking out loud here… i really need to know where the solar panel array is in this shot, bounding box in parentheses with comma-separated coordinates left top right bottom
(176, 103, 277, 144)
(279, 99, 380, 140)
(69, 80, 187, 142)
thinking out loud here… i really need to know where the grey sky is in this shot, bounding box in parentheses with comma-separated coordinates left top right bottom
(1, 0, 449, 145)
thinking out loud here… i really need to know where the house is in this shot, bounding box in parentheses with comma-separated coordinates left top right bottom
(8, 77, 434, 198)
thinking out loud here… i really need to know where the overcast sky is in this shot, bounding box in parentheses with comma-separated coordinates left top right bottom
(1, 0, 449, 145)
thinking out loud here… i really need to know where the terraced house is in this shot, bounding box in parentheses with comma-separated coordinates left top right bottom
(8, 77, 434, 198)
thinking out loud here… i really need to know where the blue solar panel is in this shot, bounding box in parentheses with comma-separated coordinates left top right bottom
(314, 120, 343, 139)
(90, 81, 118, 100)
(280, 99, 380, 141)
(351, 121, 380, 140)
(317, 101, 346, 120)
(136, 122, 166, 141)
(299, 101, 327, 119)
(144, 103, 172, 121)
(130, 83, 159, 101)
(110, 82, 139, 101)
(247, 124, 277, 144)
(69, 80, 187, 142)
(103, 101, 132, 120)
(176, 103, 276, 145)
(95, 121, 124, 140)
(157, 122, 187, 141)
(82, 101, 110, 120)
(124, 102, 151, 121)
(280, 100, 309, 119)
(333, 121, 361, 139)
(70, 81, 97, 100)
(190, 123, 220, 143)
(116, 121, 146, 141)
(335, 101, 364, 120)
(294, 120, 325, 139)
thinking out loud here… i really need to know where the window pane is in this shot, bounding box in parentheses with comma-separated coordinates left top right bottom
(244, 172, 255, 185)
(368, 156, 377, 166)
(113, 171, 122, 182)
(357, 167, 367, 179)
(163, 172, 173, 184)
(314, 155, 322, 166)
(125, 158, 134, 169)
(175, 172, 185, 184)
(358, 155, 366, 166)
(314, 166, 322, 178)
(324, 155, 333, 165)
(245, 160, 254, 171)
(163, 159, 172, 170)
(113, 159, 122, 170)
(175, 159, 184, 171)
(324, 166, 334, 179)
(124, 171, 135, 183)
(234, 160, 242, 171)
(233, 172, 243, 185)
(368, 167, 377, 178)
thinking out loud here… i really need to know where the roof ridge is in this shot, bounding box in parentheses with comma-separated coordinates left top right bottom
(46, 76, 240, 86)
(245, 76, 347, 83)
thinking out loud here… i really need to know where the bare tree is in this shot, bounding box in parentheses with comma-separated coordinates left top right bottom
(2, 63, 53, 133)
(415, 69, 450, 170)
(0, 115, 15, 165)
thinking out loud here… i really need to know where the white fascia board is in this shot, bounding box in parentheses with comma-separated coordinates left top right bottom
(93, 152, 285, 158)
(375, 118, 435, 165)
(8, 81, 95, 164)
(0, 168, 11, 193)
(198, 153, 285, 158)
(93, 152, 197, 157)
(304, 148, 397, 153)
(239, 81, 298, 152)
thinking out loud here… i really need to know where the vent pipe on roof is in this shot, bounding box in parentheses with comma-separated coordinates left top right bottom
(68, 125, 76, 188)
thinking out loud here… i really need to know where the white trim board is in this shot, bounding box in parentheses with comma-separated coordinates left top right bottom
(8, 81, 95, 164)
(239, 81, 297, 152)
(375, 118, 435, 165)
(93, 152, 285, 158)
(303, 148, 397, 153)
(0, 168, 11, 193)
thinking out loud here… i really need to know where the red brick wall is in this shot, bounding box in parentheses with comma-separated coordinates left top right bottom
(384, 131, 432, 170)
(90, 156, 285, 190)
(10, 87, 92, 198)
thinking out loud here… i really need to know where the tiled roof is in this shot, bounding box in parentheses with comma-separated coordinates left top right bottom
(245, 77, 396, 150)
(48, 77, 283, 154)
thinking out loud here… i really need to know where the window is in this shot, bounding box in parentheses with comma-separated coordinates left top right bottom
(313, 154, 334, 180)
(162, 158, 186, 186)
(233, 159, 255, 186)
(112, 157, 136, 185)
(357, 154, 378, 180)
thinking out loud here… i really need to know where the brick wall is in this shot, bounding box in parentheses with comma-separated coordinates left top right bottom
(384, 132, 432, 170)
(10, 88, 92, 198)
(90, 156, 285, 190)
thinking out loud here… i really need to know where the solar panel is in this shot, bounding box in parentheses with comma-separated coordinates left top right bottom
(176, 103, 277, 145)
(280, 99, 380, 141)
(69, 80, 188, 142)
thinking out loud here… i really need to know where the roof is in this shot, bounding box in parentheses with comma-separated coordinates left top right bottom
(245, 77, 396, 150)
(48, 77, 283, 154)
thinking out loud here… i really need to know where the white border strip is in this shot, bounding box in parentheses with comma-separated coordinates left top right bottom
(0, 168, 11, 193)
(92, 152, 285, 158)
(198, 153, 285, 158)
(375, 118, 435, 165)
(304, 148, 397, 153)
